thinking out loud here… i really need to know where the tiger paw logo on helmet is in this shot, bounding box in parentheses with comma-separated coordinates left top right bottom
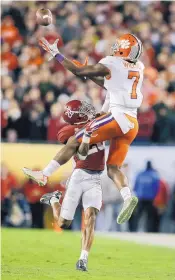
(112, 33, 143, 62)
(119, 39, 130, 49)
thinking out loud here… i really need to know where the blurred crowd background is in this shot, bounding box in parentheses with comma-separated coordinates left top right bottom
(1, 1, 175, 143)
(1, 160, 175, 233)
(1, 1, 175, 233)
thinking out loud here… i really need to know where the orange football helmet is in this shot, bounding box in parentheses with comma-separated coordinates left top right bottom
(111, 33, 142, 62)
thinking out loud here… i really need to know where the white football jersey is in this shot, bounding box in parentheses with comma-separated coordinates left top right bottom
(99, 56, 144, 118)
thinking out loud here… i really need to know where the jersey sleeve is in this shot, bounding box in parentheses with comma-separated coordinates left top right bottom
(57, 125, 75, 144)
(99, 56, 113, 68)
(99, 56, 121, 72)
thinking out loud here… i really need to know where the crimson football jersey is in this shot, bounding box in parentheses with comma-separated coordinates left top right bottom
(57, 125, 105, 171)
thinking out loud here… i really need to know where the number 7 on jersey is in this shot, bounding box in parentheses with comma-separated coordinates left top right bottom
(128, 71, 140, 99)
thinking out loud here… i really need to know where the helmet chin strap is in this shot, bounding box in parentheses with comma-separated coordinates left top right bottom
(74, 120, 88, 125)
(125, 58, 137, 63)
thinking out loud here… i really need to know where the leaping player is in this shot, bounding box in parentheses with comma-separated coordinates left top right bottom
(23, 33, 144, 224)
(40, 100, 104, 271)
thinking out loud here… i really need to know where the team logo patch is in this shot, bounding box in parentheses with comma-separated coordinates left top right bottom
(65, 107, 74, 118)
(119, 39, 130, 49)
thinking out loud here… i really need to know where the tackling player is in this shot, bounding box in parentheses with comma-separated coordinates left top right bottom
(23, 33, 144, 224)
(39, 100, 104, 272)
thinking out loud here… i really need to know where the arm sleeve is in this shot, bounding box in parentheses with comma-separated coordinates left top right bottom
(101, 91, 110, 113)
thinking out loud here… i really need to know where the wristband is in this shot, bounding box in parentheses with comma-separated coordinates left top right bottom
(77, 152, 87, 160)
(55, 53, 65, 63)
(82, 133, 90, 144)
(43, 160, 60, 177)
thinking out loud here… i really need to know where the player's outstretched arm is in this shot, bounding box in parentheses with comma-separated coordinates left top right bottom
(23, 118, 100, 185)
(53, 136, 79, 165)
(62, 58, 109, 77)
(90, 76, 105, 88)
(39, 38, 109, 78)
(22, 136, 79, 186)
(71, 58, 105, 88)
(77, 119, 99, 160)
(77, 142, 89, 160)
(77, 133, 91, 161)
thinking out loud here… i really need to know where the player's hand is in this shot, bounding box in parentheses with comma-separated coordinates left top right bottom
(85, 119, 99, 137)
(72, 57, 88, 80)
(72, 57, 88, 68)
(39, 37, 60, 61)
(95, 113, 101, 118)
(95, 112, 106, 118)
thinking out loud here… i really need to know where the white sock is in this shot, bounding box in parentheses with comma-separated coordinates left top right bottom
(79, 250, 89, 261)
(120, 187, 132, 201)
(50, 197, 60, 206)
(43, 160, 60, 177)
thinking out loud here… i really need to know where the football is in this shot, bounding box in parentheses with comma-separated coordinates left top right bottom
(36, 8, 52, 26)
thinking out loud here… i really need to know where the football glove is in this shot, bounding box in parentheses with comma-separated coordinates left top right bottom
(39, 37, 60, 60)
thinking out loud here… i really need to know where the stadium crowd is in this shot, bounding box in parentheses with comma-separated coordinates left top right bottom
(1, 1, 175, 143)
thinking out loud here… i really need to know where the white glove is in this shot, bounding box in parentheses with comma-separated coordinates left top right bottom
(39, 37, 60, 60)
